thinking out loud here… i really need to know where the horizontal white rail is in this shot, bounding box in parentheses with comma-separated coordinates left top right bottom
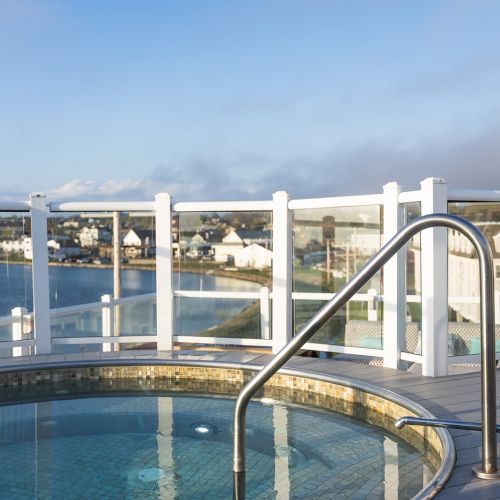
(448, 353, 500, 364)
(49, 201, 155, 212)
(289, 193, 384, 210)
(292, 292, 377, 301)
(400, 352, 423, 363)
(399, 190, 422, 203)
(0, 339, 35, 348)
(174, 336, 272, 347)
(303, 342, 384, 357)
(173, 201, 273, 212)
(0, 316, 15, 327)
(52, 335, 157, 345)
(0, 201, 31, 211)
(50, 302, 104, 317)
(175, 290, 261, 300)
(49, 294, 156, 317)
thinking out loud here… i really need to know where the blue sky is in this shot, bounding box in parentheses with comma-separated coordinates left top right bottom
(1, 0, 500, 201)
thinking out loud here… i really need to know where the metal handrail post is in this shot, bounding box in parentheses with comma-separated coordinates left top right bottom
(233, 213, 497, 492)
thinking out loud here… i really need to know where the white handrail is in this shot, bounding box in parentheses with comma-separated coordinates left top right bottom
(289, 193, 384, 209)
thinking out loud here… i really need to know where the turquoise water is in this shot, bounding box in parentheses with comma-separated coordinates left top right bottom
(0, 394, 434, 499)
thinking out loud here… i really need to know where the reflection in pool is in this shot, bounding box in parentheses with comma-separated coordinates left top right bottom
(0, 394, 435, 499)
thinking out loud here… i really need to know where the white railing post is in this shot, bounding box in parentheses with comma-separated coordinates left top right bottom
(11, 306, 29, 357)
(155, 193, 174, 350)
(260, 287, 270, 340)
(30, 193, 52, 354)
(421, 177, 448, 376)
(383, 182, 406, 369)
(101, 294, 114, 352)
(272, 191, 293, 353)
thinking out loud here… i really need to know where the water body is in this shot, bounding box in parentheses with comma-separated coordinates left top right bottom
(0, 264, 260, 332)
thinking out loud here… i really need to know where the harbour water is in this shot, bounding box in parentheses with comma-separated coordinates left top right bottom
(0, 264, 261, 336)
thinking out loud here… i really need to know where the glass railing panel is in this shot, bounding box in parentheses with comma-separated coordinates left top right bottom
(0, 212, 32, 316)
(0, 322, 13, 343)
(174, 210, 272, 339)
(448, 201, 500, 356)
(174, 296, 261, 339)
(52, 344, 103, 354)
(46, 212, 156, 309)
(292, 205, 382, 294)
(174, 211, 272, 286)
(50, 307, 103, 338)
(404, 201, 422, 355)
(292, 205, 383, 347)
(115, 297, 157, 336)
(294, 299, 383, 349)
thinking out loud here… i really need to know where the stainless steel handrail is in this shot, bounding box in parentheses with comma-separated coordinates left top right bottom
(233, 213, 498, 496)
(396, 416, 500, 433)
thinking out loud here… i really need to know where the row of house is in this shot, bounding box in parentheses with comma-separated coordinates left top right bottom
(0, 226, 273, 270)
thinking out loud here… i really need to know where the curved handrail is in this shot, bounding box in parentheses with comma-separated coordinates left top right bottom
(233, 213, 497, 492)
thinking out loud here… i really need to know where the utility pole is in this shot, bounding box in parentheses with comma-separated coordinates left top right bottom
(113, 211, 121, 349)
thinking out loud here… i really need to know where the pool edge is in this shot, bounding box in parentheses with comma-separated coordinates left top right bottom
(0, 357, 456, 499)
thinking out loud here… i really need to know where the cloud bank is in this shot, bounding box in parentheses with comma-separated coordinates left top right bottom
(3, 119, 499, 203)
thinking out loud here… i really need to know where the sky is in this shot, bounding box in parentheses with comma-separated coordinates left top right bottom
(1, 0, 500, 202)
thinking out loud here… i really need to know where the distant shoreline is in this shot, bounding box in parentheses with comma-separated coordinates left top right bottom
(0, 260, 269, 286)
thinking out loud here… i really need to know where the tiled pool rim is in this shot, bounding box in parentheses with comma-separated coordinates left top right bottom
(0, 357, 455, 499)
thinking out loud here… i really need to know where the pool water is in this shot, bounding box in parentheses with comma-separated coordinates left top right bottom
(0, 394, 435, 499)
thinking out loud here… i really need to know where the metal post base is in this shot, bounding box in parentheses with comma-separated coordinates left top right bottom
(233, 471, 245, 499)
(472, 464, 500, 480)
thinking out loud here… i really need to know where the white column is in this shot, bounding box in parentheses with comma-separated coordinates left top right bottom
(420, 177, 448, 377)
(260, 286, 271, 340)
(101, 294, 114, 352)
(155, 193, 174, 351)
(383, 182, 406, 369)
(30, 193, 51, 354)
(157, 396, 175, 499)
(272, 191, 293, 353)
(273, 405, 291, 499)
(384, 437, 399, 498)
(11, 306, 29, 357)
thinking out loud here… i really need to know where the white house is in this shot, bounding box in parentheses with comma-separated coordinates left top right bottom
(186, 233, 212, 258)
(234, 243, 272, 270)
(0, 236, 30, 255)
(78, 226, 111, 247)
(212, 230, 244, 263)
(123, 229, 156, 258)
(47, 236, 81, 260)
